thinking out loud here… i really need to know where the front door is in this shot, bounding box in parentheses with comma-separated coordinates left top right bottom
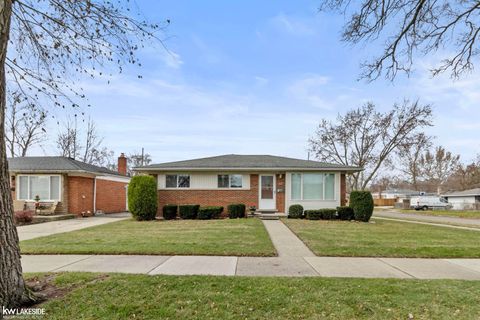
(259, 175, 276, 210)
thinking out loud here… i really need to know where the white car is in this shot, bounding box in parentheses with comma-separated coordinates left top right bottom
(410, 196, 452, 210)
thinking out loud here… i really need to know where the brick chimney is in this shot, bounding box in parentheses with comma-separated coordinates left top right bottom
(118, 153, 127, 176)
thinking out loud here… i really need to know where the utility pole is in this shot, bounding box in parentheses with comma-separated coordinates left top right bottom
(141, 147, 145, 166)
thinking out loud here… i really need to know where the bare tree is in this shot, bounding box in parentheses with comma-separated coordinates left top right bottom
(56, 118, 81, 159)
(396, 133, 433, 190)
(320, 1, 480, 80)
(5, 91, 47, 157)
(128, 151, 152, 175)
(57, 118, 115, 167)
(449, 155, 480, 190)
(308, 101, 433, 190)
(0, 0, 166, 308)
(419, 146, 461, 188)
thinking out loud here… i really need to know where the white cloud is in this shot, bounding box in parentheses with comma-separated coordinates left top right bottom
(268, 13, 315, 36)
(287, 75, 333, 109)
(161, 51, 183, 69)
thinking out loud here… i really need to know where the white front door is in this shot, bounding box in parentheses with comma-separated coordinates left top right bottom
(259, 175, 276, 210)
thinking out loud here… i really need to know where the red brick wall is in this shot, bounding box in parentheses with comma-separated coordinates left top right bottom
(158, 174, 259, 216)
(340, 173, 346, 206)
(68, 176, 95, 216)
(276, 173, 285, 212)
(96, 179, 128, 213)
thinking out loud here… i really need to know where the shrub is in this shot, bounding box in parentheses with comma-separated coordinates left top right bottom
(198, 206, 224, 220)
(288, 204, 304, 219)
(14, 210, 34, 224)
(350, 191, 374, 222)
(128, 175, 158, 221)
(179, 205, 200, 219)
(319, 209, 337, 220)
(305, 210, 322, 220)
(337, 206, 355, 220)
(227, 204, 246, 219)
(162, 205, 178, 220)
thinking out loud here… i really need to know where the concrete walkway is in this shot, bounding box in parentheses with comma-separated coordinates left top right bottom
(374, 210, 480, 228)
(21, 254, 480, 280)
(261, 220, 315, 257)
(17, 212, 131, 241)
(374, 217, 480, 232)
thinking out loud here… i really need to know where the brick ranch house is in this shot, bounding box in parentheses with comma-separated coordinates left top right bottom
(8, 154, 130, 216)
(134, 154, 361, 215)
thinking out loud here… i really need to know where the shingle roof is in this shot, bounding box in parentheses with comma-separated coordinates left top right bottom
(444, 188, 480, 197)
(8, 156, 125, 177)
(135, 154, 362, 172)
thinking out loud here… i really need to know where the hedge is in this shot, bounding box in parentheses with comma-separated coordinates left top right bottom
(162, 205, 178, 220)
(198, 206, 224, 220)
(305, 209, 337, 220)
(288, 204, 304, 219)
(179, 205, 200, 219)
(320, 209, 337, 220)
(227, 204, 246, 219)
(305, 210, 322, 220)
(350, 191, 374, 222)
(337, 206, 354, 220)
(128, 175, 158, 221)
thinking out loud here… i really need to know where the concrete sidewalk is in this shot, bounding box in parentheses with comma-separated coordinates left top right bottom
(374, 210, 480, 228)
(17, 212, 131, 241)
(21, 254, 480, 280)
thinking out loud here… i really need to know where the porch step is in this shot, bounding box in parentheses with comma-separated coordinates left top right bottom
(256, 209, 278, 214)
(32, 214, 76, 223)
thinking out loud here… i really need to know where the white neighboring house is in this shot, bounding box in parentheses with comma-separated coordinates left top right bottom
(443, 188, 480, 210)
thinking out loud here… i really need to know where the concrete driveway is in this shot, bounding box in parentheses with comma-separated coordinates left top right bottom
(17, 212, 131, 241)
(374, 209, 480, 228)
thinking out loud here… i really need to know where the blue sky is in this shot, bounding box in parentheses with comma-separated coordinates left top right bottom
(39, 0, 480, 164)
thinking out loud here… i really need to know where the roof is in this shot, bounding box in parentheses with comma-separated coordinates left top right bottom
(134, 154, 362, 172)
(8, 156, 126, 177)
(443, 188, 480, 197)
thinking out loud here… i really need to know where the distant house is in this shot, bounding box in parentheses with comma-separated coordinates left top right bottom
(134, 154, 362, 214)
(443, 188, 480, 210)
(373, 188, 424, 200)
(8, 154, 130, 216)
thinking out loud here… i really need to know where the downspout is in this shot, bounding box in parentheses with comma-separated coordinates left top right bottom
(93, 177, 97, 214)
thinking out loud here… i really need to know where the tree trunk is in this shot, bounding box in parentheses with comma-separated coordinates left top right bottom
(0, 0, 29, 309)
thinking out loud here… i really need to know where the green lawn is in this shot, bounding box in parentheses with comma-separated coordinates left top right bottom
(283, 218, 480, 258)
(398, 209, 480, 219)
(24, 272, 480, 320)
(20, 219, 275, 256)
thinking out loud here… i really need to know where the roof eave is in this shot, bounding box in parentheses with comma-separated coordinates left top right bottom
(133, 167, 363, 173)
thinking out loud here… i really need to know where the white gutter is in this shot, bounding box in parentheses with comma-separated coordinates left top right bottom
(133, 167, 363, 172)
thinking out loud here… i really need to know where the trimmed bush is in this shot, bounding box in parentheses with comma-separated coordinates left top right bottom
(179, 205, 200, 219)
(337, 206, 354, 220)
(162, 205, 178, 220)
(350, 191, 374, 222)
(320, 209, 337, 220)
(288, 204, 304, 219)
(198, 206, 224, 220)
(227, 204, 246, 219)
(14, 210, 34, 224)
(305, 210, 322, 220)
(128, 175, 158, 221)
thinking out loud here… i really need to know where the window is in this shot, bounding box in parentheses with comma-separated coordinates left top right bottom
(218, 175, 229, 188)
(290, 173, 335, 200)
(217, 174, 243, 188)
(165, 174, 190, 188)
(17, 175, 61, 201)
(230, 175, 243, 188)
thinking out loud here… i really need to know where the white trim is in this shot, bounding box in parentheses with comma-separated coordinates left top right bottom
(16, 174, 62, 201)
(95, 175, 131, 183)
(165, 173, 191, 189)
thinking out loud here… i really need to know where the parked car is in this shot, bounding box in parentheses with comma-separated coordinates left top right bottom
(410, 196, 452, 211)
